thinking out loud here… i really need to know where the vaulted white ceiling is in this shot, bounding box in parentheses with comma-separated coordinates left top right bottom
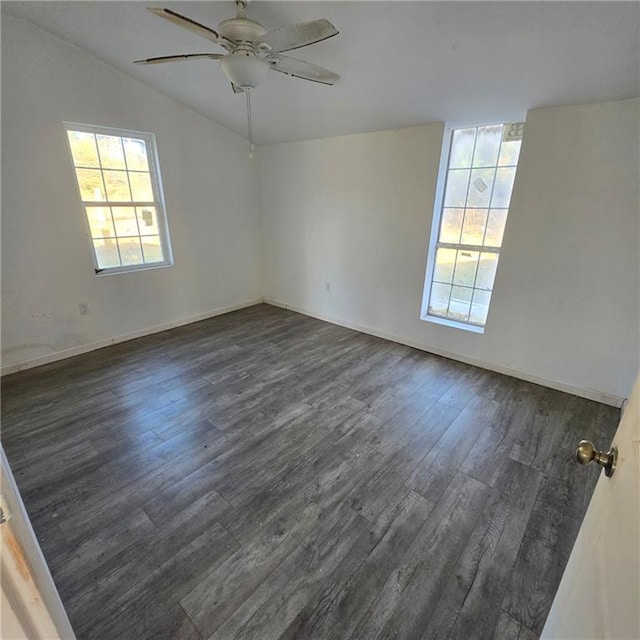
(3, 1, 639, 144)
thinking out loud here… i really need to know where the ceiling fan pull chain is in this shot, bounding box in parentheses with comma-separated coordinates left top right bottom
(245, 87, 254, 158)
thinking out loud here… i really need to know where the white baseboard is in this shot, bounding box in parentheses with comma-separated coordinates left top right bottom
(263, 297, 624, 408)
(1, 298, 264, 377)
(3, 295, 624, 407)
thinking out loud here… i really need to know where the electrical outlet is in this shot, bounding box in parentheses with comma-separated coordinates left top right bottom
(78, 301, 90, 316)
(325, 281, 331, 292)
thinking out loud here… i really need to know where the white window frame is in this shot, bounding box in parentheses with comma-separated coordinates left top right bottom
(421, 122, 523, 334)
(64, 122, 173, 276)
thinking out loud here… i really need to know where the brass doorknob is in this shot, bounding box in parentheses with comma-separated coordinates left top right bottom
(576, 440, 617, 477)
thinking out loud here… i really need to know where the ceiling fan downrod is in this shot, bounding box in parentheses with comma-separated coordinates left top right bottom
(235, 0, 247, 18)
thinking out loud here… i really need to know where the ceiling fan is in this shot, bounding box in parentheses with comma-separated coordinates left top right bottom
(135, 1, 340, 153)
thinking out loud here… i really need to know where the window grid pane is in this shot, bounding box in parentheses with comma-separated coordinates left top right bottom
(67, 126, 170, 272)
(428, 122, 523, 328)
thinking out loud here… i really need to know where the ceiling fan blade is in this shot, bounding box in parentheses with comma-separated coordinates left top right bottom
(230, 82, 244, 94)
(265, 54, 339, 85)
(134, 53, 224, 65)
(148, 8, 234, 48)
(254, 19, 338, 53)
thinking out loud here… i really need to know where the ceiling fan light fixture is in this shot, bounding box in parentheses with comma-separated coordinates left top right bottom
(220, 52, 269, 89)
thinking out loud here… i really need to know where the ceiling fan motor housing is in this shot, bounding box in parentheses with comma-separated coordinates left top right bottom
(218, 16, 270, 89)
(218, 17, 266, 44)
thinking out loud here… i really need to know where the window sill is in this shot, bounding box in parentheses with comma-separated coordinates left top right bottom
(95, 261, 173, 276)
(421, 313, 485, 334)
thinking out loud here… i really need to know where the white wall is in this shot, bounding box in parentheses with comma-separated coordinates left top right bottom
(1, 16, 262, 372)
(259, 100, 640, 404)
(3, 15, 638, 404)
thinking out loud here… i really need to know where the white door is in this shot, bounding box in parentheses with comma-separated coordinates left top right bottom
(541, 374, 640, 640)
(0, 448, 76, 639)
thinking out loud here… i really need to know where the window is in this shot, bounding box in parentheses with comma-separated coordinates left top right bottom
(65, 123, 172, 274)
(422, 122, 524, 331)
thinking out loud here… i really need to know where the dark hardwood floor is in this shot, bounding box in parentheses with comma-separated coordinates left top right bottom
(1, 304, 619, 640)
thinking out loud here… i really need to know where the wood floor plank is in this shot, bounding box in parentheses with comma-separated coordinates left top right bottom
(535, 396, 600, 521)
(348, 401, 460, 521)
(459, 380, 538, 487)
(49, 507, 156, 590)
(444, 461, 543, 640)
(210, 505, 367, 640)
(59, 488, 232, 621)
(276, 485, 426, 640)
(220, 414, 382, 544)
(350, 472, 492, 640)
(501, 535, 566, 635)
(275, 491, 433, 640)
(0, 303, 620, 640)
(406, 395, 499, 502)
(437, 362, 490, 409)
(48, 427, 233, 538)
(79, 523, 237, 639)
(420, 463, 534, 640)
(509, 387, 575, 473)
(492, 611, 522, 640)
(180, 501, 362, 638)
(180, 440, 383, 637)
(517, 625, 540, 640)
(22, 419, 228, 532)
(523, 499, 582, 566)
(134, 604, 203, 640)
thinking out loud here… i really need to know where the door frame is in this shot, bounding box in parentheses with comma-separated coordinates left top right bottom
(1, 447, 76, 638)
